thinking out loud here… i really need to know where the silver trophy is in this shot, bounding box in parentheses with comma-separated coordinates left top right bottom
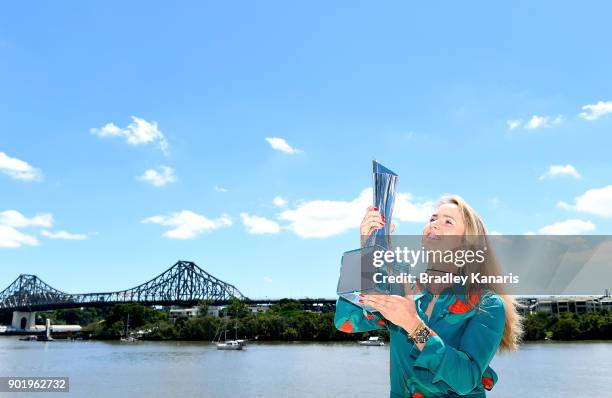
(336, 160, 399, 309)
(364, 160, 398, 249)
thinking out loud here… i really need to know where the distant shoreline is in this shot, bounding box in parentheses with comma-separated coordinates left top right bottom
(3, 300, 611, 343)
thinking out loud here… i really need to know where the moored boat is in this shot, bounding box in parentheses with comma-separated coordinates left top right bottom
(359, 336, 385, 346)
(215, 320, 244, 350)
(216, 340, 243, 350)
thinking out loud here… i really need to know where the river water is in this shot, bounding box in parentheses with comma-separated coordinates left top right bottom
(0, 338, 610, 397)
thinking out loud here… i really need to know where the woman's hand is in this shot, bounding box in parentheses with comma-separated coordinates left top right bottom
(360, 206, 395, 247)
(361, 282, 420, 334)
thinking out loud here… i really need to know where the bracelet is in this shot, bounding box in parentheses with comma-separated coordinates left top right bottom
(412, 324, 431, 344)
(408, 320, 431, 344)
(409, 320, 423, 338)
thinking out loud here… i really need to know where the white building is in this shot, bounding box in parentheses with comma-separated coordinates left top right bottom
(529, 295, 612, 314)
(168, 305, 225, 321)
(248, 304, 271, 314)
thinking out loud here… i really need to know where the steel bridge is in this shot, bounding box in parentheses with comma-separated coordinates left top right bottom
(0, 260, 248, 312)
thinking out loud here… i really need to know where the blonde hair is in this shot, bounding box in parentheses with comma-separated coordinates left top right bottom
(437, 195, 522, 352)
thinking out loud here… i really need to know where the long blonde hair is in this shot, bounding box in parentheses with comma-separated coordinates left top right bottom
(438, 195, 522, 351)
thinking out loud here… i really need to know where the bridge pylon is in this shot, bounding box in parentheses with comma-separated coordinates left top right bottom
(11, 311, 36, 330)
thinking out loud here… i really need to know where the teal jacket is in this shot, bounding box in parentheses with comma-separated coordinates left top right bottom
(334, 285, 505, 398)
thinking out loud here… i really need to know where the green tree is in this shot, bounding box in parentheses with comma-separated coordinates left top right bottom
(523, 312, 549, 341)
(93, 303, 167, 338)
(227, 298, 250, 318)
(270, 299, 302, 316)
(42, 308, 104, 326)
(282, 327, 299, 340)
(198, 299, 213, 316)
(551, 316, 580, 340)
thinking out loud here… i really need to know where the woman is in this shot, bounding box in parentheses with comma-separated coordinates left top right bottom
(334, 196, 522, 398)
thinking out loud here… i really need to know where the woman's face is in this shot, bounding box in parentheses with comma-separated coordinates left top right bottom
(421, 203, 468, 284)
(422, 203, 466, 250)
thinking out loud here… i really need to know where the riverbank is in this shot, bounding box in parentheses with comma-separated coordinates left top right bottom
(13, 300, 612, 342)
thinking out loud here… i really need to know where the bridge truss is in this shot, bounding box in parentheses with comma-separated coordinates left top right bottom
(0, 260, 246, 312)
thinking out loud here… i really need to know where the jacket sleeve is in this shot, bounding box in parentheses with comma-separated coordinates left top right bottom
(334, 296, 386, 333)
(412, 293, 506, 395)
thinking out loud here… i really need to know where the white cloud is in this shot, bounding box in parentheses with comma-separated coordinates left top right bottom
(278, 188, 432, 238)
(506, 115, 563, 130)
(579, 101, 612, 121)
(278, 189, 370, 238)
(539, 219, 595, 235)
(138, 166, 176, 187)
(507, 119, 521, 131)
(240, 213, 280, 234)
(524, 115, 563, 130)
(0, 225, 39, 248)
(0, 210, 53, 228)
(91, 116, 169, 154)
(539, 164, 581, 180)
(557, 185, 612, 218)
(0, 210, 52, 248)
(142, 210, 232, 239)
(265, 137, 301, 154)
(263, 276, 273, 283)
(41, 230, 88, 240)
(0, 210, 85, 248)
(525, 115, 546, 129)
(0, 152, 42, 182)
(214, 186, 228, 193)
(574, 185, 612, 218)
(394, 193, 435, 223)
(556, 201, 572, 210)
(273, 196, 288, 207)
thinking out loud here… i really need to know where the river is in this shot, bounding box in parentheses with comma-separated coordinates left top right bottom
(0, 338, 610, 397)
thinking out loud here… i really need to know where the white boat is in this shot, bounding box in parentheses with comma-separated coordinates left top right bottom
(120, 314, 139, 342)
(216, 340, 243, 350)
(215, 321, 244, 350)
(359, 336, 385, 346)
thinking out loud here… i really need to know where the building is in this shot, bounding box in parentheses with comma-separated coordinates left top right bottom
(518, 294, 612, 315)
(168, 305, 225, 322)
(168, 307, 200, 322)
(248, 304, 271, 314)
(600, 297, 612, 311)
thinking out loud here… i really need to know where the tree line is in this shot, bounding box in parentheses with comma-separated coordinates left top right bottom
(522, 310, 612, 341)
(39, 300, 612, 342)
(42, 299, 386, 342)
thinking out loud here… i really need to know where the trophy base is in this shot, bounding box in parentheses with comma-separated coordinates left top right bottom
(337, 245, 393, 311)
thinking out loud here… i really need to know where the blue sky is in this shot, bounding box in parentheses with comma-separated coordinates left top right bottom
(1, 1, 611, 299)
